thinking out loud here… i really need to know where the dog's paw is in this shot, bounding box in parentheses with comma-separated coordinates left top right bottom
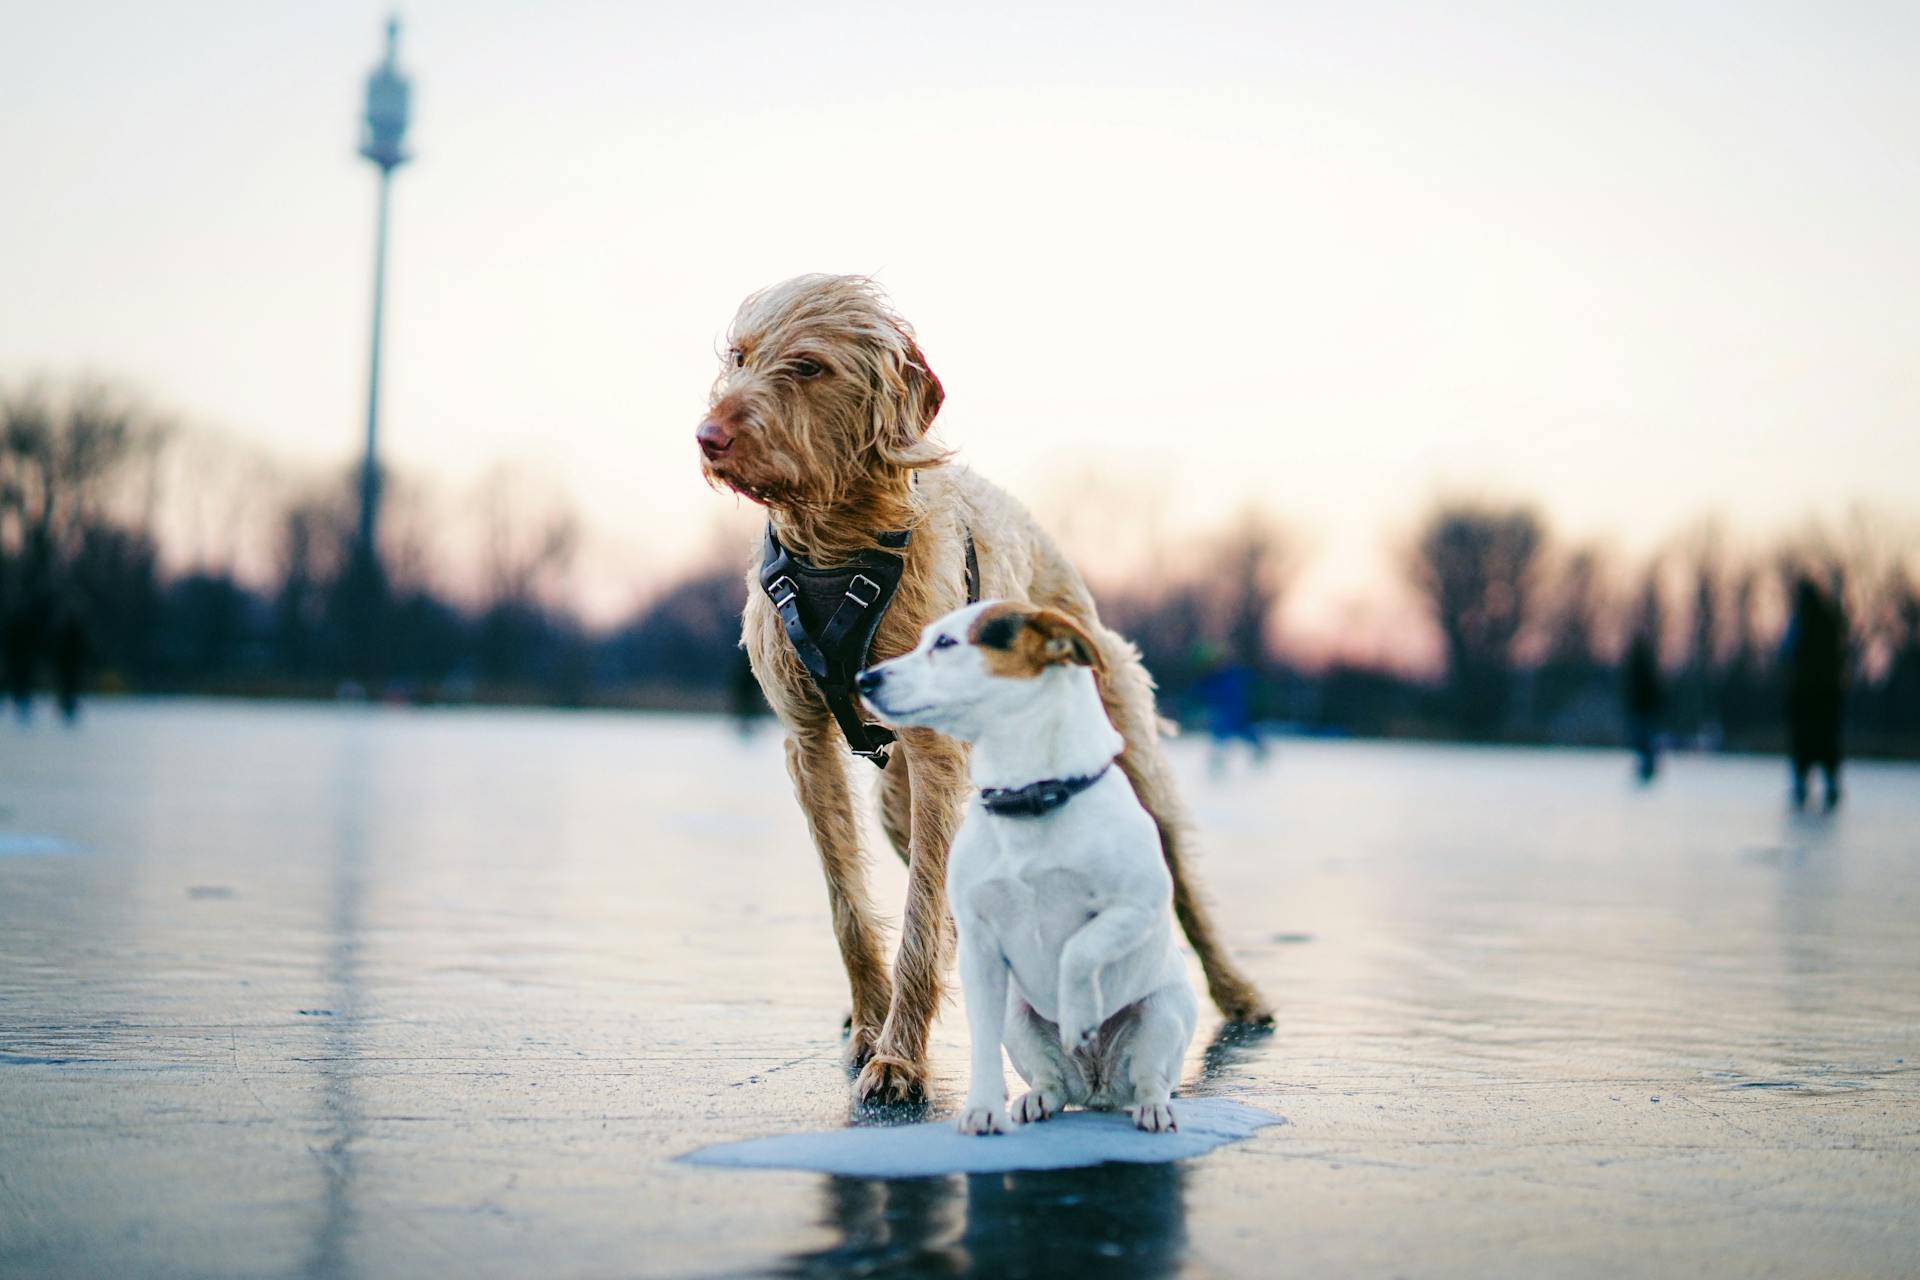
(1012, 1089, 1063, 1125)
(841, 1021, 882, 1070)
(852, 1052, 927, 1106)
(955, 1103, 1009, 1136)
(1131, 1101, 1177, 1133)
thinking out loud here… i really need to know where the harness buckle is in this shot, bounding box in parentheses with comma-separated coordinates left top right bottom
(768, 575, 798, 609)
(845, 574, 880, 608)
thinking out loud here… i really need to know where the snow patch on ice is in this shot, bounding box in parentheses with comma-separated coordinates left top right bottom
(681, 1097, 1283, 1178)
(0, 833, 71, 857)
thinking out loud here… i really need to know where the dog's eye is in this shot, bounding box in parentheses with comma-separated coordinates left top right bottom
(932, 635, 958, 651)
(730, 347, 745, 368)
(791, 357, 825, 379)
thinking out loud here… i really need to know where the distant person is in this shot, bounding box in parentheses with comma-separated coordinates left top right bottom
(1195, 644, 1267, 775)
(51, 603, 91, 723)
(1783, 577, 1846, 810)
(1623, 634, 1664, 783)
(3, 606, 42, 720)
(729, 647, 766, 738)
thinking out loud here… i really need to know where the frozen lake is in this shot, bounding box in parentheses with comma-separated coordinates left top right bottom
(2, 700, 1916, 1278)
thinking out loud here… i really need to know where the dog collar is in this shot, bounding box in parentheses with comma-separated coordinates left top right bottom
(978, 761, 1114, 819)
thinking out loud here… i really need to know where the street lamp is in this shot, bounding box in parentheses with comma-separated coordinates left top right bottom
(355, 15, 411, 570)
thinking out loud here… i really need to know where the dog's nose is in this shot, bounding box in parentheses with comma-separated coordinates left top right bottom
(696, 418, 734, 460)
(855, 669, 884, 696)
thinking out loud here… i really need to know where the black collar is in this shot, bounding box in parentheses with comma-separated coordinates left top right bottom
(978, 761, 1114, 819)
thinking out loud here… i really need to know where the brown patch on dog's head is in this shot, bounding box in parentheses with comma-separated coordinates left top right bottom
(968, 604, 1105, 679)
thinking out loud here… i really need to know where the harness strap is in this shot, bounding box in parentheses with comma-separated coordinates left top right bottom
(818, 572, 888, 660)
(769, 584, 896, 761)
(760, 521, 981, 769)
(964, 529, 981, 605)
(764, 575, 831, 684)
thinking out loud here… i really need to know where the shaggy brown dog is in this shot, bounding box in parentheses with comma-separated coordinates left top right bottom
(697, 274, 1270, 1103)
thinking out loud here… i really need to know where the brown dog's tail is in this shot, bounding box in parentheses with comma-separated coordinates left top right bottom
(1090, 624, 1274, 1024)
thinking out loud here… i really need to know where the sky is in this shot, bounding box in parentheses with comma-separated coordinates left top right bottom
(2, 1, 1916, 659)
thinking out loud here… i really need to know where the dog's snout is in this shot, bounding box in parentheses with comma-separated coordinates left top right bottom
(855, 668, 884, 696)
(696, 418, 734, 460)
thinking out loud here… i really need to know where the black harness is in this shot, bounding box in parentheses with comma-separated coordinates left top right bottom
(760, 523, 979, 768)
(978, 761, 1115, 818)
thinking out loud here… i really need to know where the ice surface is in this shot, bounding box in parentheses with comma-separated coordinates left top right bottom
(0, 833, 69, 856)
(682, 1097, 1283, 1177)
(4, 704, 1919, 1277)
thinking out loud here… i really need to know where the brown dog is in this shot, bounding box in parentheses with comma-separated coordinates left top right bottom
(697, 274, 1270, 1104)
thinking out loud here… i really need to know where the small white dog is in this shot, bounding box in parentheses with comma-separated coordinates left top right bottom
(856, 600, 1198, 1134)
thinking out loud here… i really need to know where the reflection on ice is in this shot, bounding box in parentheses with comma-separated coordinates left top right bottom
(780, 1161, 1191, 1280)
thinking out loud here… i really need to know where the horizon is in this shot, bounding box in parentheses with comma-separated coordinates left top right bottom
(3, 1, 1916, 667)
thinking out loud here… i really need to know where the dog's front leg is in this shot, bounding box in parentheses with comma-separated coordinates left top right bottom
(953, 924, 1010, 1135)
(1055, 906, 1154, 1054)
(856, 728, 966, 1104)
(785, 730, 892, 1069)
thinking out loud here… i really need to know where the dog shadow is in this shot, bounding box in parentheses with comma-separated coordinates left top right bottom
(775, 1159, 1189, 1278)
(1200, 1019, 1276, 1085)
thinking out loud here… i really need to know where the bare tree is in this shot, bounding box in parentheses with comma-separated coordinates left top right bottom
(272, 478, 356, 676)
(1677, 522, 1728, 737)
(2, 381, 161, 572)
(1407, 501, 1546, 738)
(1883, 567, 1920, 736)
(1539, 545, 1610, 668)
(475, 468, 579, 614)
(1214, 511, 1295, 669)
(468, 467, 581, 687)
(1, 380, 166, 703)
(1087, 508, 1296, 714)
(1531, 543, 1615, 732)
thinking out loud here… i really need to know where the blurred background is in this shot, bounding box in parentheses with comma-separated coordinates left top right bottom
(2, 0, 1916, 754)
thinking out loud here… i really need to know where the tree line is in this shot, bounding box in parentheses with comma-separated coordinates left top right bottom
(4, 379, 1916, 753)
(1092, 500, 1917, 755)
(1395, 502, 1920, 754)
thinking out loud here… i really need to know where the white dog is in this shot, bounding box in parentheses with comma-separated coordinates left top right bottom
(856, 600, 1198, 1134)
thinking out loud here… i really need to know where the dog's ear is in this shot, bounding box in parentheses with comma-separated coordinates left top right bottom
(972, 605, 1105, 676)
(871, 334, 949, 469)
(905, 341, 944, 432)
(1027, 608, 1105, 673)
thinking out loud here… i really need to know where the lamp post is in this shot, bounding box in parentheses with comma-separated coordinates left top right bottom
(355, 16, 411, 577)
